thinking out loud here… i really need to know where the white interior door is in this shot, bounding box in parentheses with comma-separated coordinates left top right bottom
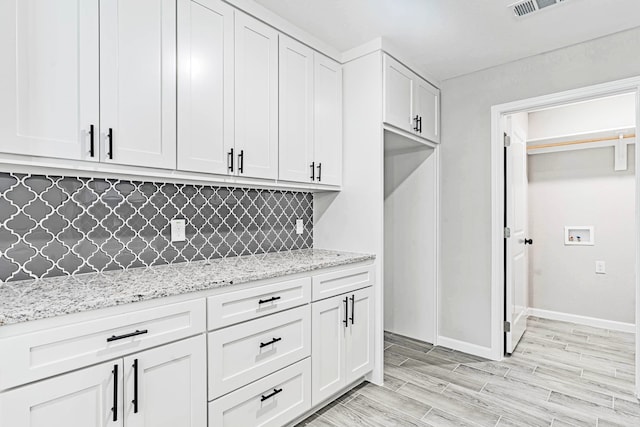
(505, 114, 530, 354)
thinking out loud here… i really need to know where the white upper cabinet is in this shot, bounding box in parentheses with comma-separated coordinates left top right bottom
(313, 54, 342, 186)
(100, 0, 177, 169)
(234, 12, 279, 180)
(279, 39, 342, 186)
(177, 0, 234, 175)
(414, 77, 440, 143)
(383, 54, 440, 143)
(383, 55, 414, 134)
(0, 0, 345, 188)
(0, 0, 99, 161)
(279, 36, 314, 183)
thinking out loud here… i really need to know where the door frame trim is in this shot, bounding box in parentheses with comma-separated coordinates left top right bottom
(489, 76, 640, 396)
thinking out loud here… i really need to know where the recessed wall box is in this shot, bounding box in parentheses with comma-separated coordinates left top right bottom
(564, 226, 594, 246)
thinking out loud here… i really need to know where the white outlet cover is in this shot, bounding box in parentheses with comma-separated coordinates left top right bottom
(296, 219, 304, 235)
(170, 219, 186, 242)
(595, 260, 606, 274)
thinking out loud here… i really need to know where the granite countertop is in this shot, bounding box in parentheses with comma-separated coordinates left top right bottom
(0, 249, 374, 327)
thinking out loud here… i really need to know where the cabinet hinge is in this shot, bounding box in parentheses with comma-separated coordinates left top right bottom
(504, 321, 511, 333)
(504, 132, 511, 148)
(504, 227, 511, 238)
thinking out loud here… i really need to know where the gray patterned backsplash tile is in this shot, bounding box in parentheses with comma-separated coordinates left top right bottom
(0, 173, 313, 282)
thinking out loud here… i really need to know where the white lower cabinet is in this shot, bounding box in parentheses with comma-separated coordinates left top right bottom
(208, 358, 311, 427)
(311, 286, 374, 406)
(0, 360, 122, 427)
(124, 335, 207, 427)
(0, 335, 206, 427)
(208, 305, 311, 399)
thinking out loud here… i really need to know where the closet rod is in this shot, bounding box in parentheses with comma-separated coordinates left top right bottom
(527, 133, 636, 151)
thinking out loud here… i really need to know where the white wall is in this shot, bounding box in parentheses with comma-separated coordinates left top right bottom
(440, 26, 640, 348)
(528, 93, 636, 141)
(384, 132, 437, 343)
(528, 146, 636, 324)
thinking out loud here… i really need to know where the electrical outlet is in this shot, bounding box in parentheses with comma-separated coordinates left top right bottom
(595, 261, 606, 274)
(296, 219, 304, 235)
(170, 219, 186, 242)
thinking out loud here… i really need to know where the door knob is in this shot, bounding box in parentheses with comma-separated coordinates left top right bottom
(524, 238, 533, 245)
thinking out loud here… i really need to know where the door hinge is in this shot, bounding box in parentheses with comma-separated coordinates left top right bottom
(504, 321, 511, 333)
(504, 227, 511, 238)
(503, 132, 511, 147)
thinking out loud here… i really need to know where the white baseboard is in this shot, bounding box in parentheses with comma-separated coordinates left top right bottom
(528, 308, 635, 333)
(437, 336, 496, 360)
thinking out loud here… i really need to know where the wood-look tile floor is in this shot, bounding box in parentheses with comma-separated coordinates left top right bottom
(296, 317, 639, 427)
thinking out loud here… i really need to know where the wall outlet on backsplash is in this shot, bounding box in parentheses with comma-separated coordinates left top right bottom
(170, 219, 186, 243)
(296, 219, 304, 235)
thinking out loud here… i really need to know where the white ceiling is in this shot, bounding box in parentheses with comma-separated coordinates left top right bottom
(252, 0, 640, 81)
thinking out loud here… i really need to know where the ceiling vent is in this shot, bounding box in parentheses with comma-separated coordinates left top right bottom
(510, 0, 565, 17)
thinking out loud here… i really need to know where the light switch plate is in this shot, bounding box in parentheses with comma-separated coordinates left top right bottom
(296, 219, 304, 235)
(170, 219, 186, 242)
(595, 260, 606, 274)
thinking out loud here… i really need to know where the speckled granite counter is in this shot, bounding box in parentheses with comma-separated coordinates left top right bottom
(0, 249, 374, 327)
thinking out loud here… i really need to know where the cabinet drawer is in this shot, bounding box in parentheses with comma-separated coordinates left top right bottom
(208, 305, 310, 400)
(207, 277, 311, 330)
(208, 358, 311, 427)
(0, 299, 206, 391)
(312, 264, 374, 301)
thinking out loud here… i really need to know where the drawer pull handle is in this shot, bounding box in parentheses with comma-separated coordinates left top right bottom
(258, 296, 281, 305)
(107, 329, 148, 342)
(112, 364, 118, 422)
(132, 359, 139, 413)
(350, 295, 355, 325)
(343, 297, 349, 328)
(259, 337, 282, 348)
(261, 388, 283, 402)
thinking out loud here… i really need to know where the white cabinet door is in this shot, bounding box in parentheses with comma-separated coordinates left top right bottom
(313, 54, 343, 186)
(177, 0, 234, 175)
(234, 12, 279, 180)
(311, 294, 347, 406)
(124, 335, 206, 427)
(345, 287, 375, 381)
(0, 361, 122, 427)
(100, 0, 177, 169)
(278, 35, 314, 183)
(0, 0, 99, 161)
(383, 55, 414, 134)
(414, 78, 440, 143)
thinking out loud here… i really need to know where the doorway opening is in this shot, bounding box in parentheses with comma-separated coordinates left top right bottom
(491, 77, 640, 396)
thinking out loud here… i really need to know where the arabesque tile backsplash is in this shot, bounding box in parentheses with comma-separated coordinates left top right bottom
(0, 173, 313, 283)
